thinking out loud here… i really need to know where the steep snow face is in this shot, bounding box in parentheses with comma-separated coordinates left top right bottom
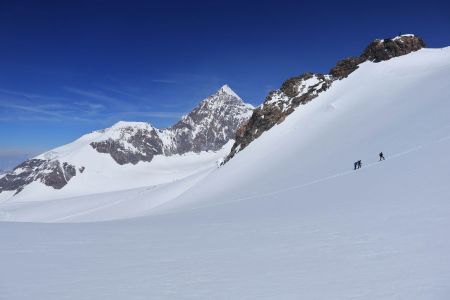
(225, 73, 333, 162)
(0, 85, 252, 197)
(226, 35, 426, 163)
(0, 47, 449, 300)
(218, 84, 241, 99)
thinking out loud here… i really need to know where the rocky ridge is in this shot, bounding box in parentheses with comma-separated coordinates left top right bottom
(164, 85, 253, 155)
(224, 34, 425, 162)
(330, 34, 425, 78)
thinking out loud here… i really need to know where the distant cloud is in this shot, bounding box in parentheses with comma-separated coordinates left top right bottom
(0, 102, 66, 118)
(0, 88, 69, 102)
(74, 101, 105, 111)
(0, 96, 100, 123)
(64, 87, 122, 103)
(160, 103, 182, 108)
(0, 148, 36, 156)
(0, 84, 186, 126)
(120, 111, 184, 119)
(97, 85, 149, 102)
(0, 148, 43, 171)
(151, 79, 176, 84)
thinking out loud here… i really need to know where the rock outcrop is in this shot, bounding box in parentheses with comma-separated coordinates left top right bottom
(90, 122, 164, 165)
(331, 34, 425, 78)
(0, 159, 78, 194)
(362, 34, 425, 63)
(329, 56, 365, 79)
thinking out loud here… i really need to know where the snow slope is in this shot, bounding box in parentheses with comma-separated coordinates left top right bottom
(0, 133, 230, 203)
(1, 47, 450, 299)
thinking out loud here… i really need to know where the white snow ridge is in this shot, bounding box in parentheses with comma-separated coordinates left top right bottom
(1, 46, 450, 299)
(218, 84, 241, 99)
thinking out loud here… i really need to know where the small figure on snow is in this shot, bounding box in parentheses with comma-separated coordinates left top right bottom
(354, 160, 362, 170)
(379, 152, 385, 161)
(357, 160, 362, 169)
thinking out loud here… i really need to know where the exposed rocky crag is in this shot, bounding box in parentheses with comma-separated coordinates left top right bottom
(331, 34, 425, 78)
(164, 85, 254, 155)
(225, 34, 425, 162)
(0, 159, 77, 194)
(90, 122, 164, 165)
(225, 73, 332, 162)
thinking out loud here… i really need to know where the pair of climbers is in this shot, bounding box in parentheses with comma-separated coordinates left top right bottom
(353, 152, 385, 170)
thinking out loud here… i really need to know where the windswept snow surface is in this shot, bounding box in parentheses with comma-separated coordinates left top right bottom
(1, 47, 450, 299)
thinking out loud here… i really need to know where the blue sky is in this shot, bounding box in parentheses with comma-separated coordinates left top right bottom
(0, 0, 449, 166)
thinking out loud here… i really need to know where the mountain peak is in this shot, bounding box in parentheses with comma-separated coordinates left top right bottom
(217, 84, 240, 99)
(111, 121, 154, 130)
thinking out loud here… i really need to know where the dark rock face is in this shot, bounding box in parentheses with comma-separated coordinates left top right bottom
(166, 85, 253, 155)
(362, 35, 425, 62)
(331, 35, 425, 78)
(225, 34, 426, 162)
(0, 159, 79, 194)
(330, 56, 365, 78)
(90, 125, 164, 165)
(225, 73, 333, 162)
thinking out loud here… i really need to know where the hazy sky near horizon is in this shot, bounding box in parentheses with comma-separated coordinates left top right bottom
(0, 0, 449, 162)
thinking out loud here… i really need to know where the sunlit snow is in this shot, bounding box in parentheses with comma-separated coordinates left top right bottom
(1, 47, 450, 299)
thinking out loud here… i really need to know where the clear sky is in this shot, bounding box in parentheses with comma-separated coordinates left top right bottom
(0, 0, 449, 166)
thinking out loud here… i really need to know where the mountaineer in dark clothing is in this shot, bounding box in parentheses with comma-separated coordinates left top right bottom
(357, 160, 362, 169)
(379, 152, 385, 161)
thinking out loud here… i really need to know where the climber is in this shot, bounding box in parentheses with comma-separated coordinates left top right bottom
(379, 152, 385, 161)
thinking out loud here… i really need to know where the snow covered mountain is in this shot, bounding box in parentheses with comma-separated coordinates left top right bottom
(162, 84, 254, 154)
(226, 34, 425, 161)
(1, 38, 449, 299)
(0, 85, 253, 198)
